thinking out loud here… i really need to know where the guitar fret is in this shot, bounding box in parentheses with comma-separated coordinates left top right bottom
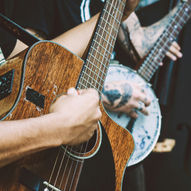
(86, 57, 103, 71)
(87, 55, 108, 77)
(138, 1, 191, 81)
(95, 31, 115, 47)
(97, 24, 116, 41)
(100, 17, 119, 34)
(83, 64, 105, 83)
(78, 0, 126, 96)
(78, 75, 103, 91)
(177, 9, 189, 24)
(82, 67, 105, 83)
(139, 67, 152, 82)
(88, 45, 110, 77)
(92, 39, 113, 57)
(139, 62, 155, 78)
(107, 0, 125, 16)
(78, 81, 103, 94)
(78, 80, 98, 90)
(103, 9, 121, 25)
(90, 44, 112, 65)
(87, 54, 106, 71)
(80, 74, 99, 88)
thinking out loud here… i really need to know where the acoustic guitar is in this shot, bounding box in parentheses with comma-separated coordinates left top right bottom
(0, 0, 134, 190)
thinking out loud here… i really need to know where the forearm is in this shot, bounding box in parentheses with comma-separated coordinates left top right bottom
(0, 114, 63, 167)
(8, 14, 100, 59)
(8, 0, 138, 59)
(119, 5, 180, 59)
(53, 14, 99, 58)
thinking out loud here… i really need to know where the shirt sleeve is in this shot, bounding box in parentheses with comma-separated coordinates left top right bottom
(0, 27, 16, 58)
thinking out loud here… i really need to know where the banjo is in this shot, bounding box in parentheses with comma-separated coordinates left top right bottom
(105, 0, 191, 166)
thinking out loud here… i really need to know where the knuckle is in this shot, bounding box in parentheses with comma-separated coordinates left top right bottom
(89, 89, 100, 101)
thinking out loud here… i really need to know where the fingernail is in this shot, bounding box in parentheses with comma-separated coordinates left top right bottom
(179, 52, 183, 57)
(67, 87, 77, 95)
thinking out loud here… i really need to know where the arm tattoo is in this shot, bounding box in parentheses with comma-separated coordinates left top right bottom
(102, 83, 133, 109)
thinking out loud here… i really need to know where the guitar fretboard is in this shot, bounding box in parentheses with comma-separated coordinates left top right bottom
(77, 0, 126, 92)
(138, 0, 191, 82)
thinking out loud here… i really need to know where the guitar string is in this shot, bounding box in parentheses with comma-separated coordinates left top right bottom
(61, 2, 191, 189)
(46, 148, 62, 188)
(53, 148, 71, 190)
(46, 0, 125, 189)
(145, 2, 191, 80)
(45, 97, 76, 190)
(66, 0, 121, 190)
(138, 1, 190, 82)
(139, 1, 191, 81)
(44, 1, 184, 190)
(45, 94, 73, 190)
(68, 159, 84, 191)
(81, 0, 124, 92)
(60, 134, 89, 190)
(65, 0, 125, 190)
(46, 0, 115, 189)
(50, 143, 87, 190)
(55, 4, 118, 185)
(137, 2, 184, 80)
(138, 3, 184, 80)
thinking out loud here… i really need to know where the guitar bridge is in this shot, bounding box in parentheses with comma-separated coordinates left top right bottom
(0, 69, 14, 100)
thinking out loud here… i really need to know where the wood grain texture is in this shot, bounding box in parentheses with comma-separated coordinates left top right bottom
(101, 106, 134, 191)
(0, 51, 26, 118)
(0, 41, 134, 191)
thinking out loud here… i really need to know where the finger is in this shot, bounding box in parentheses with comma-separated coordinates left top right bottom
(168, 45, 182, 58)
(67, 87, 78, 96)
(137, 93, 151, 106)
(128, 110, 138, 119)
(96, 106, 102, 120)
(166, 51, 177, 61)
(143, 96, 151, 106)
(172, 41, 181, 50)
(136, 102, 149, 116)
(86, 88, 100, 102)
(77, 89, 100, 103)
(89, 124, 98, 138)
(139, 106, 149, 116)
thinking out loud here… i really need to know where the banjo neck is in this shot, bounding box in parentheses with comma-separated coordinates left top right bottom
(137, 0, 191, 82)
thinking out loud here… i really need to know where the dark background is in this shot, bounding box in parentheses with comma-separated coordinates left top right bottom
(117, 0, 191, 190)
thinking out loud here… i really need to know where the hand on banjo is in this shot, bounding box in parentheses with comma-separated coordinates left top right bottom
(101, 80, 151, 118)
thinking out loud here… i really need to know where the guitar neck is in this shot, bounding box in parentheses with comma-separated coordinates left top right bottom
(137, 0, 191, 82)
(77, 0, 126, 92)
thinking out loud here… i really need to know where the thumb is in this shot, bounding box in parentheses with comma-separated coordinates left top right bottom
(67, 87, 78, 96)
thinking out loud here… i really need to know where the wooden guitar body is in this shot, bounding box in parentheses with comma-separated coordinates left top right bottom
(0, 41, 134, 191)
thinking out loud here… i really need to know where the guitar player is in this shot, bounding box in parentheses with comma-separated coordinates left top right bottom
(0, 0, 182, 190)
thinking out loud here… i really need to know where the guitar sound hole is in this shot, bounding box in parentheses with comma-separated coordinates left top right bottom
(61, 123, 102, 159)
(69, 132, 97, 154)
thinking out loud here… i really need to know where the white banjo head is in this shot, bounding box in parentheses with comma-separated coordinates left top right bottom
(104, 64, 161, 166)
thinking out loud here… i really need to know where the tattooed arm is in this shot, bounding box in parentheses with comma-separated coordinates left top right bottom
(118, 8, 182, 63)
(102, 81, 151, 118)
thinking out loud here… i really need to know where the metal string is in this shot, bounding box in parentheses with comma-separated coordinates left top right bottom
(46, 0, 126, 190)
(138, 1, 191, 81)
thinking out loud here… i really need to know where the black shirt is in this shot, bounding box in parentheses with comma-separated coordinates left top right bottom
(0, 0, 104, 58)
